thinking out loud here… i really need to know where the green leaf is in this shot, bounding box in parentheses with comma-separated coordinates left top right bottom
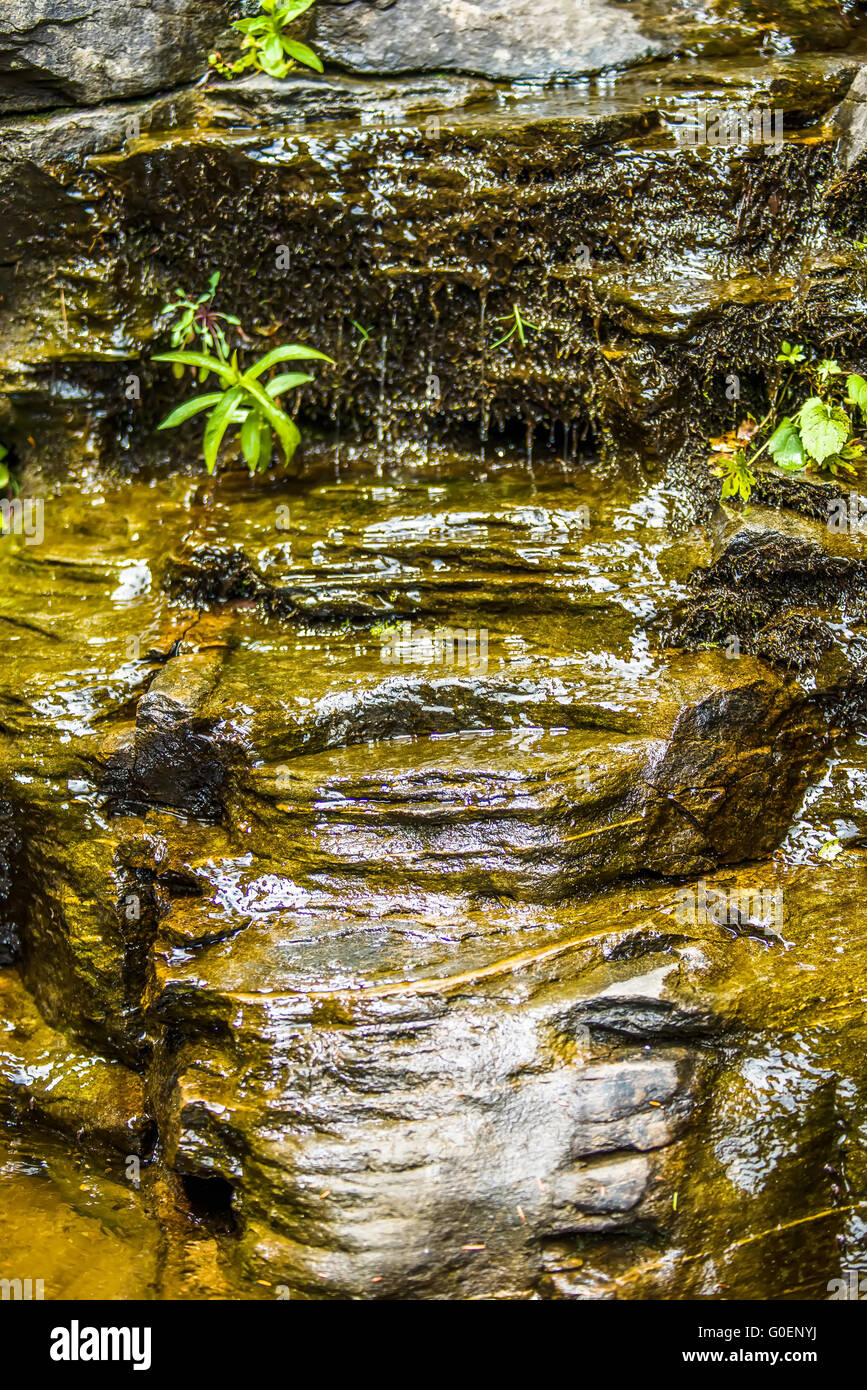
(766, 416, 806, 470)
(238, 375, 300, 463)
(713, 449, 756, 504)
(259, 48, 289, 77)
(157, 393, 224, 430)
(777, 341, 805, 363)
(816, 358, 841, 382)
(244, 344, 333, 380)
(818, 453, 859, 478)
(265, 371, 313, 397)
(241, 410, 262, 468)
(280, 39, 324, 72)
(256, 421, 273, 471)
(277, 0, 316, 20)
(846, 373, 867, 419)
(262, 34, 284, 67)
(203, 386, 245, 473)
(840, 440, 866, 460)
(798, 396, 851, 464)
(818, 836, 842, 861)
(153, 350, 236, 383)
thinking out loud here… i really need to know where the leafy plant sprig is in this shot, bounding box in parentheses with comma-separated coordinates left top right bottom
(491, 304, 540, 350)
(709, 341, 867, 504)
(155, 277, 332, 473)
(155, 342, 332, 473)
(351, 320, 374, 354)
(209, 0, 323, 80)
(0, 442, 11, 492)
(161, 272, 241, 379)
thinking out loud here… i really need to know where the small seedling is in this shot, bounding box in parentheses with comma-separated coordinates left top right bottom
(491, 304, 540, 350)
(351, 320, 374, 353)
(161, 272, 241, 379)
(209, 0, 323, 80)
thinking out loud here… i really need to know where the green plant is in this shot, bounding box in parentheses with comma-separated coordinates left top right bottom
(351, 320, 373, 354)
(161, 272, 241, 379)
(156, 273, 332, 472)
(491, 304, 540, 350)
(709, 342, 867, 504)
(0, 442, 11, 491)
(713, 448, 756, 504)
(209, 0, 323, 80)
(155, 342, 332, 472)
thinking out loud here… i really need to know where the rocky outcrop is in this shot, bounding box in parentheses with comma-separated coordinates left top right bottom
(3, 0, 867, 1304)
(313, 0, 664, 81)
(0, 968, 149, 1156)
(2, 441, 866, 1296)
(1, 0, 858, 112)
(664, 501, 867, 675)
(0, 0, 234, 113)
(1, 22, 865, 475)
(834, 64, 867, 172)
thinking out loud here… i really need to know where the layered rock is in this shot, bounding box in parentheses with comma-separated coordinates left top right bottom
(2, 443, 865, 1296)
(1, 48, 865, 477)
(664, 499, 867, 673)
(2, 0, 867, 1304)
(0, 968, 149, 1156)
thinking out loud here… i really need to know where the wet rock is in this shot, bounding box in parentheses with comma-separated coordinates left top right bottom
(313, 0, 862, 81)
(833, 64, 867, 173)
(752, 464, 867, 522)
(14, 798, 156, 1062)
(5, 42, 863, 472)
(147, 947, 698, 1295)
(664, 503, 867, 673)
(103, 649, 230, 819)
(0, 968, 149, 1155)
(313, 0, 663, 81)
(0, 0, 232, 113)
(2, 458, 866, 1297)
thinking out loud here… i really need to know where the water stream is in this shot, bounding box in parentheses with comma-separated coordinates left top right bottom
(3, 0, 867, 1302)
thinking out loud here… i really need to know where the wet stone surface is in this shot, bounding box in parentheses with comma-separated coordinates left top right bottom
(0, 442, 866, 1297)
(3, 3, 867, 1302)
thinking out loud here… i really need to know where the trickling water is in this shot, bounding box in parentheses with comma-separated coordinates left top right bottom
(4, 7, 867, 1302)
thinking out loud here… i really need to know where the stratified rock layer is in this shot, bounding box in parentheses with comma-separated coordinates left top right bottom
(1, 447, 866, 1297)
